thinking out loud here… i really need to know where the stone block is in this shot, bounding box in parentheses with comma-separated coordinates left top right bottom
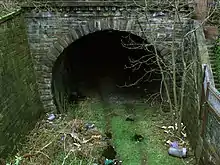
(75, 28, 83, 38)
(119, 19, 128, 31)
(54, 41, 64, 53)
(58, 37, 69, 48)
(40, 94, 53, 101)
(94, 20, 101, 31)
(38, 83, 51, 90)
(42, 99, 54, 108)
(80, 22, 90, 35)
(43, 104, 56, 112)
(100, 19, 110, 30)
(38, 89, 52, 95)
(88, 20, 96, 33)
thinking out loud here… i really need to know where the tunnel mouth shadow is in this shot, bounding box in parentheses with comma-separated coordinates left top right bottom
(51, 29, 162, 112)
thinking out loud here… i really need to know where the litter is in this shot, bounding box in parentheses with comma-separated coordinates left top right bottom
(153, 11, 166, 17)
(170, 141, 179, 148)
(168, 147, 187, 158)
(47, 114, 55, 121)
(85, 123, 95, 130)
(104, 159, 114, 165)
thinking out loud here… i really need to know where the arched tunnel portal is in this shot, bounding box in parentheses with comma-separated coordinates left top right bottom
(51, 30, 162, 113)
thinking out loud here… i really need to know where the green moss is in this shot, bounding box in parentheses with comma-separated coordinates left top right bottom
(0, 14, 43, 158)
(111, 104, 185, 165)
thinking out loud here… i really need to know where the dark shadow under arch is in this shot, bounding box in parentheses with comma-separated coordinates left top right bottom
(51, 30, 162, 113)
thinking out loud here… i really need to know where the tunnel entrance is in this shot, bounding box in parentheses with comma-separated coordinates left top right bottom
(52, 30, 161, 112)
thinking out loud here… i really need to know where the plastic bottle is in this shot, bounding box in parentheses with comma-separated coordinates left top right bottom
(168, 147, 187, 158)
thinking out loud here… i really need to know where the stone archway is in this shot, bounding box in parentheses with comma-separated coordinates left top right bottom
(37, 18, 167, 113)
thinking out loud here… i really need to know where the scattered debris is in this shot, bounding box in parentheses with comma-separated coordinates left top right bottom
(58, 119, 106, 158)
(168, 147, 187, 158)
(47, 114, 55, 121)
(156, 122, 190, 159)
(103, 158, 122, 165)
(153, 11, 166, 17)
(85, 123, 95, 130)
(17, 117, 109, 164)
(104, 158, 114, 165)
(170, 141, 179, 148)
(133, 134, 144, 142)
(157, 122, 188, 145)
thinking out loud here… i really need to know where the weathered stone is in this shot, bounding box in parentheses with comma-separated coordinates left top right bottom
(88, 20, 96, 33)
(100, 19, 110, 30)
(94, 20, 101, 31)
(0, 13, 45, 157)
(41, 99, 54, 107)
(113, 18, 120, 30)
(119, 19, 128, 31)
(126, 19, 134, 31)
(80, 22, 90, 35)
(43, 104, 57, 112)
(70, 29, 79, 41)
(54, 41, 64, 53)
(42, 65, 52, 73)
(38, 89, 52, 95)
(48, 47, 60, 60)
(38, 83, 51, 90)
(40, 94, 53, 101)
(58, 37, 69, 48)
(108, 17, 114, 29)
(36, 71, 52, 78)
(24, 6, 192, 121)
(38, 77, 51, 84)
(42, 57, 54, 68)
(75, 28, 83, 38)
(64, 34, 74, 44)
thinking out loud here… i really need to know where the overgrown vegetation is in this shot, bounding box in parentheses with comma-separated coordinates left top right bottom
(0, 0, 21, 16)
(0, 12, 43, 158)
(122, 1, 202, 141)
(7, 98, 195, 165)
(207, 0, 220, 25)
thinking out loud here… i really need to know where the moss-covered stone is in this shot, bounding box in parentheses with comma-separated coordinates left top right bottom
(0, 12, 43, 158)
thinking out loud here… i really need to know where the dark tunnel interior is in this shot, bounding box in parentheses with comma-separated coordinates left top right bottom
(52, 30, 161, 106)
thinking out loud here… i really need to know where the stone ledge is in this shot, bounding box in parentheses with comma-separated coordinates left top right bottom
(21, 1, 140, 8)
(21, 1, 194, 12)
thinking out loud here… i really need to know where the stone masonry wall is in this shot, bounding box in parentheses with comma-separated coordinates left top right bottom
(23, 5, 190, 113)
(0, 11, 43, 158)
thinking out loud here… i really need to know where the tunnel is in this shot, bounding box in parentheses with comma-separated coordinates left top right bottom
(51, 30, 162, 112)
